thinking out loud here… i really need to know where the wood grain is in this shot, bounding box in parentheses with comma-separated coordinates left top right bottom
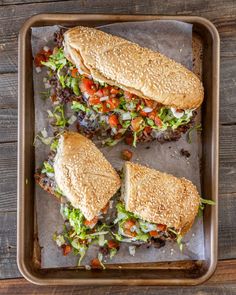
(0, 142, 17, 211)
(0, 1, 235, 292)
(0, 211, 20, 278)
(0, 260, 236, 293)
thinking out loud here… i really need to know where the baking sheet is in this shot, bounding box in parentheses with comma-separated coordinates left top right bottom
(32, 20, 205, 268)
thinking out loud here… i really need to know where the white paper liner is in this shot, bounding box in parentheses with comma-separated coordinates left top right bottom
(31, 20, 205, 268)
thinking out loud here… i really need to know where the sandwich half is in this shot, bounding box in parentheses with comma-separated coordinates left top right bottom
(35, 131, 121, 221)
(38, 26, 204, 146)
(115, 162, 200, 246)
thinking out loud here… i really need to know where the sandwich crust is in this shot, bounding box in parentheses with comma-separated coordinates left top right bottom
(122, 162, 200, 235)
(54, 132, 121, 220)
(64, 26, 204, 110)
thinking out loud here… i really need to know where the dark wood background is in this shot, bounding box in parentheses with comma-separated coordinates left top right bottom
(0, 0, 236, 293)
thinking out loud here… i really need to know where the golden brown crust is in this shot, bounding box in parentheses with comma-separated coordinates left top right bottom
(54, 132, 121, 220)
(63, 26, 204, 110)
(123, 162, 200, 235)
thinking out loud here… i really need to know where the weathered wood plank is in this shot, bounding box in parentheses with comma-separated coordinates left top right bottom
(0, 211, 20, 279)
(220, 58, 236, 124)
(0, 73, 17, 108)
(0, 142, 17, 211)
(0, 108, 17, 142)
(1, 260, 236, 293)
(219, 126, 236, 194)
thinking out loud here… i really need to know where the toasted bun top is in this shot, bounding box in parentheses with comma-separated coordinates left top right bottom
(54, 132, 121, 220)
(63, 26, 204, 110)
(122, 162, 200, 235)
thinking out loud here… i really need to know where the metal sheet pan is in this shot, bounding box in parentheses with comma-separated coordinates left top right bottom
(17, 14, 219, 285)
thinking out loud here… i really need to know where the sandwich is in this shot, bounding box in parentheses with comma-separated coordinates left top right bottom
(35, 131, 121, 263)
(114, 162, 200, 248)
(36, 26, 204, 146)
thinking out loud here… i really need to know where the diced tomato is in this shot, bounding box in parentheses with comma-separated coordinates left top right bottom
(156, 224, 167, 232)
(84, 216, 98, 228)
(121, 149, 133, 161)
(106, 97, 120, 111)
(144, 99, 155, 108)
(108, 114, 119, 127)
(149, 231, 159, 238)
(110, 88, 119, 95)
(102, 87, 110, 96)
(131, 117, 144, 132)
(124, 90, 136, 100)
(62, 245, 72, 256)
(71, 68, 79, 78)
(124, 229, 137, 237)
(91, 258, 102, 269)
(137, 104, 148, 117)
(125, 134, 133, 146)
(34, 49, 52, 67)
(108, 240, 119, 249)
(148, 110, 157, 120)
(144, 126, 152, 134)
(123, 219, 136, 230)
(95, 89, 104, 97)
(79, 78, 97, 95)
(154, 116, 163, 127)
(89, 96, 100, 105)
(100, 102, 110, 113)
(101, 203, 109, 214)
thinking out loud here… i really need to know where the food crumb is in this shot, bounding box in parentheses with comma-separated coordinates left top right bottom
(121, 149, 133, 161)
(146, 146, 150, 149)
(180, 148, 191, 158)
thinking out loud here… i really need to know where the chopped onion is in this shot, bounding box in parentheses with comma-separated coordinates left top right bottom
(35, 66, 41, 73)
(121, 112, 131, 120)
(100, 96, 109, 101)
(78, 68, 85, 75)
(98, 234, 105, 246)
(68, 115, 77, 125)
(171, 107, 184, 118)
(43, 46, 50, 52)
(41, 128, 48, 138)
(83, 92, 90, 99)
(129, 246, 136, 256)
(111, 127, 118, 135)
(44, 82, 51, 89)
(151, 129, 162, 138)
(109, 200, 114, 209)
(142, 107, 153, 113)
(85, 265, 91, 270)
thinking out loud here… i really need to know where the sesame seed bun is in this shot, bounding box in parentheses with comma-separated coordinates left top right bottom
(63, 26, 204, 110)
(54, 132, 121, 221)
(122, 162, 200, 235)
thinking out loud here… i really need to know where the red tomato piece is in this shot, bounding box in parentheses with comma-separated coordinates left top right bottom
(108, 240, 119, 249)
(71, 68, 79, 78)
(101, 203, 109, 214)
(156, 224, 167, 231)
(108, 114, 119, 127)
(154, 116, 163, 127)
(124, 229, 137, 237)
(148, 110, 157, 120)
(62, 245, 72, 256)
(110, 88, 119, 95)
(149, 231, 159, 238)
(89, 96, 100, 106)
(121, 149, 133, 161)
(123, 219, 136, 230)
(125, 134, 133, 146)
(144, 99, 155, 108)
(80, 78, 97, 95)
(91, 258, 102, 269)
(84, 216, 98, 228)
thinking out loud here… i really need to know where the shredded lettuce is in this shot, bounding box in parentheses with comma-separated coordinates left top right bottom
(41, 161, 54, 175)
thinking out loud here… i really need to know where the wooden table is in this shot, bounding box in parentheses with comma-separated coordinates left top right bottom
(0, 0, 235, 293)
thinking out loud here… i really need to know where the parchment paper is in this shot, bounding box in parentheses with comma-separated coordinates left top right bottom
(32, 21, 205, 268)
